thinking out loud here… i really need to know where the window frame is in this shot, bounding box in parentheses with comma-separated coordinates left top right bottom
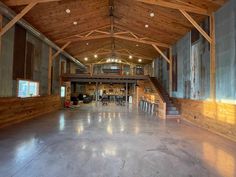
(17, 78, 39, 98)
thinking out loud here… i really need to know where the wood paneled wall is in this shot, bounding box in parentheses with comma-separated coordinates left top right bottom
(0, 95, 62, 128)
(174, 99, 236, 142)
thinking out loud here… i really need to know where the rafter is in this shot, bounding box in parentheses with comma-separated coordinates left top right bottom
(137, 0, 210, 16)
(57, 27, 170, 48)
(76, 50, 154, 61)
(52, 41, 71, 60)
(0, 1, 37, 36)
(179, 9, 212, 43)
(4, 0, 61, 6)
(0, 0, 61, 37)
(152, 44, 170, 63)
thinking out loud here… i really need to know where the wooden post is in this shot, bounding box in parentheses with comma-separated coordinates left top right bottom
(210, 14, 216, 101)
(90, 64, 94, 76)
(95, 82, 98, 102)
(0, 15, 3, 57)
(125, 82, 128, 105)
(0, 2, 38, 37)
(48, 47, 52, 95)
(169, 47, 173, 97)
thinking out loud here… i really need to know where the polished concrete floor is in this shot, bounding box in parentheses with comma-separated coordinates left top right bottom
(0, 103, 236, 177)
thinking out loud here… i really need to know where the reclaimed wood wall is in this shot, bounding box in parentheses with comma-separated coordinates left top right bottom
(0, 95, 62, 128)
(174, 99, 236, 141)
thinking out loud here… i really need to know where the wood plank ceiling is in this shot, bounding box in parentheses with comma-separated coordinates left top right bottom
(2, 0, 227, 64)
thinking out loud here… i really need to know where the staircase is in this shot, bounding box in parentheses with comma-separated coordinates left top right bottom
(149, 77, 180, 119)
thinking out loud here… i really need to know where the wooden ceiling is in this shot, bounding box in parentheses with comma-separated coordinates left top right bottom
(2, 0, 227, 64)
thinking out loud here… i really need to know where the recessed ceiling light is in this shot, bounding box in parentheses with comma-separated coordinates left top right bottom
(86, 43, 89, 46)
(136, 44, 139, 47)
(145, 24, 149, 28)
(94, 54, 98, 58)
(150, 12, 155, 17)
(129, 55, 133, 59)
(73, 21, 77, 25)
(84, 57, 88, 61)
(66, 9, 71, 14)
(138, 59, 142, 62)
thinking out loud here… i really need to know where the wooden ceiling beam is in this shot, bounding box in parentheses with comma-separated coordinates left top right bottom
(76, 49, 154, 61)
(152, 44, 170, 63)
(113, 34, 169, 48)
(4, 0, 61, 6)
(52, 41, 71, 60)
(179, 9, 212, 43)
(137, 0, 211, 16)
(58, 30, 170, 48)
(0, 1, 37, 36)
(0, 0, 61, 37)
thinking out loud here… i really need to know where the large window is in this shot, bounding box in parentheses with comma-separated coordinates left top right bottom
(18, 80, 39, 98)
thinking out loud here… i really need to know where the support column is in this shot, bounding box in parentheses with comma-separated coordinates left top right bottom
(90, 64, 94, 76)
(169, 47, 173, 97)
(48, 47, 53, 95)
(0, 15, 3, 56)
(210, 14, 216, 101)
(95, 82, 98, 102)
(125, 82, 128, 105)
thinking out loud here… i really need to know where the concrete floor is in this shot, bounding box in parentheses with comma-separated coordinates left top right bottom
(0, 103, 236, 177)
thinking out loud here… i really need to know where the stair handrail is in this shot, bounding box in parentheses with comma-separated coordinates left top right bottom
(148, 77, 166, 103)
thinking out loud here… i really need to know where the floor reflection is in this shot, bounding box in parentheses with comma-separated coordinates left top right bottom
(203, 142, 235, 177)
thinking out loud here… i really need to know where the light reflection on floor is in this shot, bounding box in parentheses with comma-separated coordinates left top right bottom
(0, 103, 235, 177)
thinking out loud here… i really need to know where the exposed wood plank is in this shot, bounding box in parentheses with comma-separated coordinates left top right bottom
(152, 44, 170, 63)
(2, 0, 225, 64)
(210, 14, 216, 100)
(0, 1, 37, 37)
(137, 0, 210, 16)
(179, 9, 212, 43)
(0, 96, 61, 128)
(4, 0, 61, 6)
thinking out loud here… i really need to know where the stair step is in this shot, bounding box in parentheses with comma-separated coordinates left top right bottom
(167, 103, 174, 107)
(167, 110, 179, 115)
(166, 115, 181, 119)
(167, 107, 177, 111)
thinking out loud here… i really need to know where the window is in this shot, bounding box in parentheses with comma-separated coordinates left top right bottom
(18, 80, 39, 98)
(61, 86, 66, 98)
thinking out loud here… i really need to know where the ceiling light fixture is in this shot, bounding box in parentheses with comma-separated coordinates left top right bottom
(150, 12, 155, 17)
(94, 54, 98, 58)
(136, 44, 139, 47)
(129, 55, 133, 59)
(145, 24, 149, 28)
(84, 57, 88, 61)
(86, 43, 89, 46)
(138, 59, 142, 62)
(73, 21, 77, 25)
(66, 9, 71, 14)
